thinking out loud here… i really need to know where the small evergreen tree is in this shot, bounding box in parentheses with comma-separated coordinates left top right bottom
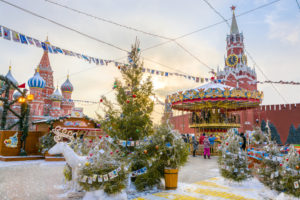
(218, 132, 251, 182)
(261, 119, 266, 133)
(270, 123, 282, 145)
(257, 142, 283, 191)
(294, 126, 300, 144)
(286, 125, 296, 144)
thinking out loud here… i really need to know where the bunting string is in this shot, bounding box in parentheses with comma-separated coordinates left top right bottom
(1, 25, 299, 87)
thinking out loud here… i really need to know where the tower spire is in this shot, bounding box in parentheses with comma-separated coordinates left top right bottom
(230, 6, 239, 34)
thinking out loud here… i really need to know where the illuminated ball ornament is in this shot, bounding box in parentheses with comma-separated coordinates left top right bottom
(85, 162, 90, 166)
(155, 145, 159, 150)
(286, 158, 289, 161)
(132, 94, 136, 98)
(296, 165, 300, 170)
(144, 150, 148, 154)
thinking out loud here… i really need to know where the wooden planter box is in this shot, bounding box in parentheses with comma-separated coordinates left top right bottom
(164, 168, 178, 190)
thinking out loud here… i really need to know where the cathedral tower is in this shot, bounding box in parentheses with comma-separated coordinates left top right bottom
(28, 67, 46, 120)
(60, 75, 74, 115)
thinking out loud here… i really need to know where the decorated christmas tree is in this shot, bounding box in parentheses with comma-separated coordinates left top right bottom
(218, 132, 251, 182)
(77, 136, 127, 194)
(98, 40, 159, 191)
(280, 145, 300, 197)
(257, 141, 283, 191)
(133, 122, 189, 191)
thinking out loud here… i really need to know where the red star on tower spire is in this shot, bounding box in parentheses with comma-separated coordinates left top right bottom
(231, 5, 236, 11)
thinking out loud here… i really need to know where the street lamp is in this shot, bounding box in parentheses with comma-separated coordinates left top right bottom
(18, 94, 34, 156)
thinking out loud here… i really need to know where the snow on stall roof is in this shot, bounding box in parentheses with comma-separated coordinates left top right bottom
(168, 82, 234, 96)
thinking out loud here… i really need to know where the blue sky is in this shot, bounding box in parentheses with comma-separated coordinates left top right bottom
(0, 0, 299, 122)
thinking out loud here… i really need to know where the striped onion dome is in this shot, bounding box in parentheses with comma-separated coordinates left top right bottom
(50, 87, 63, 101)
(13, 91, 22, 100)
(6, 66, 18, 86)
(61, 75, 73, 92)
(28, 67, 46, 89)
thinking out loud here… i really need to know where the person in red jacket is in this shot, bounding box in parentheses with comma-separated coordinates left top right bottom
(203, 136, 211, 159)
(199, 133, 205, 144)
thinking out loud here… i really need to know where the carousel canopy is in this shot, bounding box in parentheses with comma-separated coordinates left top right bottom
(167, 82, 263, 111)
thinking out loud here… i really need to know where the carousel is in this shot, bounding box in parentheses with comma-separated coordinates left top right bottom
(166, 80, 263, 136)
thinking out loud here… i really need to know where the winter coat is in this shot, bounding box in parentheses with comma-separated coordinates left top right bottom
(199, 135, 205, 144)
(203, 138, 210, 148)
(192, 140, 199, 150)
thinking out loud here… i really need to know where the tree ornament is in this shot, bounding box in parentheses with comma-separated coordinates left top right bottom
(280, 163, 283, 166)
(100, 99, 103, 102)
(286, 158, 289, 161)
(155, 145, 159, 150)
(99, 135, 102, 139)
(85, 162, 90, 166)
(110, 152, 113, 155)
(89, 140, 93, 143)
(226, 142, 229, 146)
(105, 135, 109, 138)
(126, 100, 130, 104)
(144, 150, 148, 154)
(297, 165, 300, 170)
(136, 129, 140, 133)
(90, 153, 93, 157)
(132, 94, 136, 98)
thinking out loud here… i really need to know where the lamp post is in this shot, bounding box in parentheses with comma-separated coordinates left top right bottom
(18, 93, 34, 156)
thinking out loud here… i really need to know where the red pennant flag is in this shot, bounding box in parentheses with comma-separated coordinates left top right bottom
(18, 83, 25, 88)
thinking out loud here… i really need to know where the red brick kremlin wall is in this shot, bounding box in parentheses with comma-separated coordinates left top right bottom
(170, 103, 300, 144)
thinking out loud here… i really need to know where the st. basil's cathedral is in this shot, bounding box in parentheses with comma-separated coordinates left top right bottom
(4, 39, 75, 129)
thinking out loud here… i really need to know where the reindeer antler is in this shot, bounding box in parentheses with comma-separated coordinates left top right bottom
(52, 126, 74, 143)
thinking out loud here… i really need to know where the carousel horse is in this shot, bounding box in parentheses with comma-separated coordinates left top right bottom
(49, 142, 86, 191)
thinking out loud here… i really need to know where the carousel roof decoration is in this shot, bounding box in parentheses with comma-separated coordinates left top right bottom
(167, 82, 263, 112)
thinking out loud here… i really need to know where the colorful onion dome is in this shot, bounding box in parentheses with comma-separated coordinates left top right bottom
(28, 67, 46, 89)
(50, 87, 63, 101)
(13, 91, 22, 100)
(61, 75, 73, 93)
(5, 66, 18, 86)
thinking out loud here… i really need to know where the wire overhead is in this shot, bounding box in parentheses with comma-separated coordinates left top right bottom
(44, 0, 173, 41)
(0, 0, 129, 53)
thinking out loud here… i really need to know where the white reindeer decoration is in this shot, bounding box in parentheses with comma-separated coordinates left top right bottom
(48, 126, 86, 192)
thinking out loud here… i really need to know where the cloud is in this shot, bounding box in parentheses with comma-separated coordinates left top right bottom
(265, 15, 300, 45)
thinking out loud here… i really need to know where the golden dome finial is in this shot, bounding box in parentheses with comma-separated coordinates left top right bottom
(37, 65, 40, 73)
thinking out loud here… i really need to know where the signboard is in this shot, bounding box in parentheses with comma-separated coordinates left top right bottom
(71, 107, 83, 118)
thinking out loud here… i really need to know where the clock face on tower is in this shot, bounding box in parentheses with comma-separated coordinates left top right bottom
(226, 54, 238, 67)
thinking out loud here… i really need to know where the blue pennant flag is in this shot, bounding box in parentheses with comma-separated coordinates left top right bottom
(41, 42, 48, 51)
(19, 34, 28, 44)
(0, 26, 2, 37)
(165, 72, 168, 76)
(100, 59, 104, 65)
(151, 69, 155, 74)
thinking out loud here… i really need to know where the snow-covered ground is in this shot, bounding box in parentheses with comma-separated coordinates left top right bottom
(0, 156, 299, 200)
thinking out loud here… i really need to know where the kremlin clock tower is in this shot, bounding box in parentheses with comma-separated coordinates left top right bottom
(217, 6, 257, 91)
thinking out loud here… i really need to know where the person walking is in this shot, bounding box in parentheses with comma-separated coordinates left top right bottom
(203, 136, 211, 159)
(192, 136, 199, 157)
(209, 134, 216, 155)
(240, 132, 246, 151)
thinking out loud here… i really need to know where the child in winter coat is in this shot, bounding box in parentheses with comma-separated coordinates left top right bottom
(203, 136, 211, 159)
